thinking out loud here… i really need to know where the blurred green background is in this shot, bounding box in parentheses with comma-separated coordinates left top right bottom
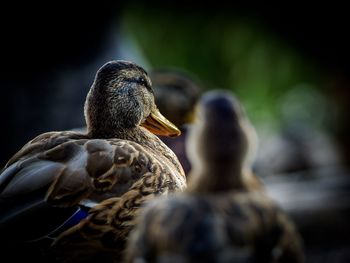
(126, 10, 302, 121)
(119, 3, 339, 136)
(116, 3, 346, 180)
(2, 2, 348, 166)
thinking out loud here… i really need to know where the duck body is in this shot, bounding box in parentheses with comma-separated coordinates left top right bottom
(127, 191, 303, 263)
(0, 61, 185, 263)
(125, 90, 304, 263)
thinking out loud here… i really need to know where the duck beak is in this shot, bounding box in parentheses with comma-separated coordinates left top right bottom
(142, 108, 181, 137)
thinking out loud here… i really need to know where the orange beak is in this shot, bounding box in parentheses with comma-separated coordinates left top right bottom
(141, 108, 181, 137)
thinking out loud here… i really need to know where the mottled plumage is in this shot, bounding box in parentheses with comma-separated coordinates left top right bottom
(0, 61, 185, 263)
(125, 90, 304, 263)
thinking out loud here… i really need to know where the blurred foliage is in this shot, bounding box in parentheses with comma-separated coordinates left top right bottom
(120, 6, 328, 130)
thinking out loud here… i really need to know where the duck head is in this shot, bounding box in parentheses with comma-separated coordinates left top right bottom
(186, 90, 258, 192)
(150, 69, 201, 128)
(84, 60, 181, 139)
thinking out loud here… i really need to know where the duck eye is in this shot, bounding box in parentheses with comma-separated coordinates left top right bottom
(132, 76, 152, 92)
(136, 77, 147, 86)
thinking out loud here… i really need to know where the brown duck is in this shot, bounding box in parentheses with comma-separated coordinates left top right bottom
(0, 60, 186, 263)
(125, 90, 304, 263)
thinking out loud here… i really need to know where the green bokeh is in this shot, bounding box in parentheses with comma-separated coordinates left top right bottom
(121, 8, 323, 130)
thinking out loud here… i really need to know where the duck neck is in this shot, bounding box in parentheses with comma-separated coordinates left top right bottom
(87, 124, 147, 144)
(188, 162, 245, 194)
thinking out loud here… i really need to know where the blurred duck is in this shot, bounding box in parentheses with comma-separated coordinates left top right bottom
(0, 61, 186, 262)
(125, 90, 304, 263)
(150, 69, 201, 175)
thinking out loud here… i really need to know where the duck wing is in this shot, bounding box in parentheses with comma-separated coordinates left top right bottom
(50, 141, 185, 262)
(0, 131, 89, 241)
(0, 131, 185, 262)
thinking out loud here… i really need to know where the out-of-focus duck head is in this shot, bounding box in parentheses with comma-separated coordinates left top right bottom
(186, 90, 258, 192)
(150, 69, 201, 128)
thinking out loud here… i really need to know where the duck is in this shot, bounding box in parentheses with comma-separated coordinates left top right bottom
(150, 69, 201, 175)
(0, 60, 186, 263)
(125, 90, 304, 263)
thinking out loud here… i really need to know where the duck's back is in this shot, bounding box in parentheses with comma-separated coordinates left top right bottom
(0, 131, 185, 262)
(126, 192, 304, 263)
(0, 132, 86, 237)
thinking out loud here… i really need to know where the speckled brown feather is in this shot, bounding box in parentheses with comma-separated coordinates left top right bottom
(1, 130, 185, 262)
(51, 137, 184, 255)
